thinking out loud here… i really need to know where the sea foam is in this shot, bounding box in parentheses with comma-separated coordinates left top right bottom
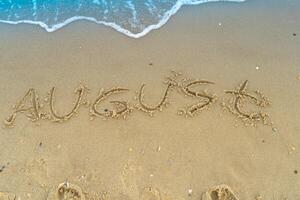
(0, 0, 246, 38)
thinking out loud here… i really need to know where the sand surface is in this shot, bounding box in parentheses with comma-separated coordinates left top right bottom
(0, 0, 300, 199)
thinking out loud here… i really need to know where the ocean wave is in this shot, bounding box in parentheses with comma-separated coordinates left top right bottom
(0, 0, 246, 38)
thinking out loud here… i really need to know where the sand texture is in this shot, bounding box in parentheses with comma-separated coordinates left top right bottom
(0, 0, 300, 199)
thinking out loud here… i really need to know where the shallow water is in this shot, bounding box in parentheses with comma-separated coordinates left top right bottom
(0, 0, 246, 37)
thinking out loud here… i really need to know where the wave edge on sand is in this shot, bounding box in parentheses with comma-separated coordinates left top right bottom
(0, 0, 246, 38)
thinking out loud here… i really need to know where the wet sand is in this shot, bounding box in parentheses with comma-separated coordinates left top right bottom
(0, 0, 300, 199)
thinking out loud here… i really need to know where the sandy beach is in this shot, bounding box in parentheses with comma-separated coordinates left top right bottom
(0, 0, 299, 199)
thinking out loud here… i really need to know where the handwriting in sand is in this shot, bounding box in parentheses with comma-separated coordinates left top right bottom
(4, 71, 273, 128)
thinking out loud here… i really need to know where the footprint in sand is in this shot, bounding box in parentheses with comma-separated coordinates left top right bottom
(47, 182, 85, 200)
(0, 192, 16, 200)
(201, 184, 239, 200)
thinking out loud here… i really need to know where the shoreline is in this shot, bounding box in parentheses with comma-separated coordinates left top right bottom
(0, 0, 247, 38)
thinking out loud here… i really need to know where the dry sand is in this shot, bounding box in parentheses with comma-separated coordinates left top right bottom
(0, 0, 300, 199)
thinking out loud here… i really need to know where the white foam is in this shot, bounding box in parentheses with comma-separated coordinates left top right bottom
(0, 0, 247, 38)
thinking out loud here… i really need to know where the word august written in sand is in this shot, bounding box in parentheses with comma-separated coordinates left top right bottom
(4, 71, 273, 128)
